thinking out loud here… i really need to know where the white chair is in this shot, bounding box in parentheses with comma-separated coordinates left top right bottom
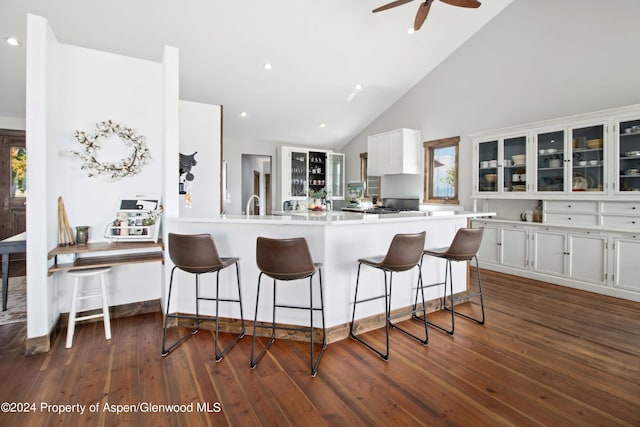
(66, 267, 112, 348)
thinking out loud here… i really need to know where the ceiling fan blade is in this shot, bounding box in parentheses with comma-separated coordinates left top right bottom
(373, 0, 414, 13)
(414, 1, 431, 31)
(439, 0, 481, 8)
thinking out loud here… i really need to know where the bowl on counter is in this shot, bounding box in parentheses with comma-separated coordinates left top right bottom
(484, 173, 497, 183)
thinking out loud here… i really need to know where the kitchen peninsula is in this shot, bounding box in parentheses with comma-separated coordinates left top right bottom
(165, 210, 494, 341)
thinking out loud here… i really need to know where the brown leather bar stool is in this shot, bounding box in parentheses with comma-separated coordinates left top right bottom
(250, 237, 326, 376)
(350, 231, 427, 360)
(415, 227, 485, 335)
(162, 233, 245, 360)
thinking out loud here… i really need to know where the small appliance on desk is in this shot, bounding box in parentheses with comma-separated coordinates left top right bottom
(345, 181, 366, 208)
(104, 195, 162, 243)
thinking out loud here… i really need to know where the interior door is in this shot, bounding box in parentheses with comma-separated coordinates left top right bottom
(0, 129, 26, 241)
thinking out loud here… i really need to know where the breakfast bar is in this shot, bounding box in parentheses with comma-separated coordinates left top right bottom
(165, 210, 494, 340)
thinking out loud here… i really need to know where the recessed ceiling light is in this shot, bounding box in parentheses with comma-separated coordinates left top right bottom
(355, 84, 363, 91)
(4, 37, 21, 47)
(407, 28, 415, 35)
(319, 123, 326, 128)
(264, 63, 272, 70)
(240, 111, 248, 118)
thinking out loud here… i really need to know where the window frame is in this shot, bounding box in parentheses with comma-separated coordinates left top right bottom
(423, 136, 459, 204)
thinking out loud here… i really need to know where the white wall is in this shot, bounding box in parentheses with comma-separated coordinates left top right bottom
(223, 137, 281, 214)
(178, 100, 221, 218)
(26, 14, 175, 339)
(340, 0, 640, 210)
(0, 115, 25, 130)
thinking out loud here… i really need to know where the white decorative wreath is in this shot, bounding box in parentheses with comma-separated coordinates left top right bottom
(72, 120, 151, 180)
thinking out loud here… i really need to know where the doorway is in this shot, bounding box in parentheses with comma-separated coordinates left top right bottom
(241, 154, 272, 215)
(0, 129, 26, 241)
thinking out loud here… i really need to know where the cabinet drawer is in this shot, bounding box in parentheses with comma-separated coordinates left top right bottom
(544, 213, 598, 226)
(602, 215, 640, 229)
(544, 201, 598, 213)
(601, 202, 640, 215)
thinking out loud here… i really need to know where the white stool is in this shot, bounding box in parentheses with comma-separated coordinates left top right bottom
(66, 267, 112, 349)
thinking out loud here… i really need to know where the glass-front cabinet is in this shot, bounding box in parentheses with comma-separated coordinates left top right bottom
(535, 129, 566, 193)
(289, 150, 308, 198)
(616, 117, 640, 193)
(326, 153, 345, 200)
(534, 123, 606, 194)
(570, 123, 605, 194)
(278, 146, 345, 208)
(476, 134, 528, 195)
(472, 104, 640, 200)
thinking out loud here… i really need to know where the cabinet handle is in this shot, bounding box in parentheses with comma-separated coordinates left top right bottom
(633, 221, 636, 224)
(633, 207, 637, 210)
(568, 217, 572, 220)
(568, 205, 572, 208)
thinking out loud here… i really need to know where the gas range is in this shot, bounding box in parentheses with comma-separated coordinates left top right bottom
(342, 197, 421, 214)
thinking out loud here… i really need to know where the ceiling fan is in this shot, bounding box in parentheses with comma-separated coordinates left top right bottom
(373, 0, 482, 31)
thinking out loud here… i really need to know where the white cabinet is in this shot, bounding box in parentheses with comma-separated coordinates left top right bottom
(567, 234, 607, 285)
(533, 229, 566, 276)
(326, 153, 345, 200)
(472, 220, 629, 299)
(613, 237, 640, 292)
(278, 146, 345, 208)
(368, 128, 421, 175)
(501, 227, 529, 269)
(476, 134, 530, 195)
(533, 229, 607, 284)
(278, 147, 309, 203)
(474, 221, 528, 269)
(470, 104, 640, 200)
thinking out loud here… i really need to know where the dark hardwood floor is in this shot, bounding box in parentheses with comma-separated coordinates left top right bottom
(0, 269, 638, 426)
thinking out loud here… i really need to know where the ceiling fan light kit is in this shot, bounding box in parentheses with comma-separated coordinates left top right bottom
(373, 0, 481, 31)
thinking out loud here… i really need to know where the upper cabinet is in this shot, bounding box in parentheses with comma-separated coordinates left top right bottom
(368, 128, 421, 175)
(476, 134, 529, 195)
(615, 116, 640, 194)
(472, 104, 640, 200)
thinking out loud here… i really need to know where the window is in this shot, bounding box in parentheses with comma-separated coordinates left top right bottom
(423, 136, 459, 203)
(360, 153, 381, 199)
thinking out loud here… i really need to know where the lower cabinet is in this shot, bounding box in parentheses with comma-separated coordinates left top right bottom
(532, 230, 607, 284)
(472, 220, 637, 301)
(613, 237, 640, 293)
(475, 221, 528, 269)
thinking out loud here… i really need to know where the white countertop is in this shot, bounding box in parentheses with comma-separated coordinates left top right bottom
(169, 210, 496, 226)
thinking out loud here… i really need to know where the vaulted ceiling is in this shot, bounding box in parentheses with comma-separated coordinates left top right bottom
(0, 0, 513, 148)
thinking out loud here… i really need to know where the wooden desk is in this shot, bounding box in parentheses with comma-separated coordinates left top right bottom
(48, 240, 164, 274)
(0, 231, 26, 311)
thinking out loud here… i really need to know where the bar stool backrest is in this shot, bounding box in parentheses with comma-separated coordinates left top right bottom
(168, 233, 224, 273)
(256, 237, 316, 280)
(444, 228, 484, 261)
(380, 231, 426, 272)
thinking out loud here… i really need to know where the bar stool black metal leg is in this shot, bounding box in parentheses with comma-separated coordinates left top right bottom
(309, 272, 327, 377)
(162, 267, 201, 356)
(349, 264, 390, 360)
(250, 273, 275, 369)
(390, 267, 429, 345)
(212, 264, 246, 362)
(446, 255, 485, 324)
